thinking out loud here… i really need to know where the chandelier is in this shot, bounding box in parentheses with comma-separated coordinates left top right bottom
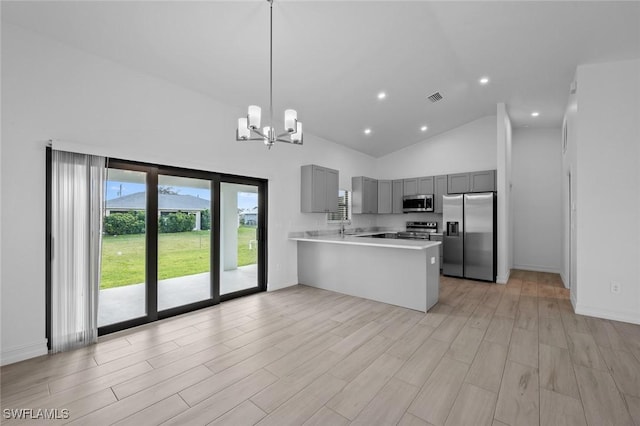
(236, 0, 303, 148)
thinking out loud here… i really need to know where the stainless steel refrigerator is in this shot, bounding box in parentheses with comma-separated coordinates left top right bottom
(443, 192, 496, 282)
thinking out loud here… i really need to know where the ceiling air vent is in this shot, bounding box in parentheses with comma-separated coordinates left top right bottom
(427, 91, 443, 103)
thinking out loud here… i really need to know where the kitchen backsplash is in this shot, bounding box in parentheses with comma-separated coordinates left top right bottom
(289, 213, 379, 236)
(291, 211, 443, 238)
(375, 212, 444, 233)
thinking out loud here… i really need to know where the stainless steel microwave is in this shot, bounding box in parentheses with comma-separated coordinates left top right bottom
(403, 194, 434, 213)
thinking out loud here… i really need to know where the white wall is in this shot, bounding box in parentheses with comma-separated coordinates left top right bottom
(0, 24, 378, 364)
(374, 116, 497, 230)
(562, 83, 578, 298)
(570, 59, 640, 324)
(512, 128, 562, 273)
(496, 104, 513, 284)
(376, 116, 498, 179)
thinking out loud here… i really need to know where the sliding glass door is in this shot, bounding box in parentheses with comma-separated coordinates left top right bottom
(157, 174, 212, 311)
(220, 182, 261, 296)
(99, 167, 148, 327)
(90, 158, 267, 336)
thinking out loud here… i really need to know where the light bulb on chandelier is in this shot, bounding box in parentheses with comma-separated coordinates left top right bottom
(236, 0, 303, 149)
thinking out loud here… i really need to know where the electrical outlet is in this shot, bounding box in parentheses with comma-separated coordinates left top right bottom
(611, 282, 621, 294)
(431, 257, 436, 265)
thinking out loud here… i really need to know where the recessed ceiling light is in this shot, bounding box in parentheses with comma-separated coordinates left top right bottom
(531, 111, 540, 117)
(364, 128, 372, 135)
(377, 92, 386, 100)
(420, 125, 428, 132)
(479, 77, 490, 85)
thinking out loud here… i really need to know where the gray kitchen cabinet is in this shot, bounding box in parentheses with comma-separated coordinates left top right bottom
(434, 174, 448, 214)
(392, 179, 404, 214)
(365, 177, 379, 214)
(325, 168, 339, 211)
(447, 170, 496, 194)
(301, 164, 339, 213)
(406, 176, 434, 195)
(418, 176, 434, 194)
(470, 170, 496, 192)
(403, 178, 418, 196)
(352, 176, 378, 214)
(448, 173, 470, 194)
(377, 180, 392, 214)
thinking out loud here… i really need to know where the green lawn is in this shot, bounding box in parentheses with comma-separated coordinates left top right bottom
(100, 226, 258, 289)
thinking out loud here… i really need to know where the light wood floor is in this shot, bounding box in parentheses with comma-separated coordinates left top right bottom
(2, 270, 640, 425)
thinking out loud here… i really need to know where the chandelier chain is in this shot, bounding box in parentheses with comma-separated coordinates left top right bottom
(235, 0, 302, 147)
(269, 0, 273, 130)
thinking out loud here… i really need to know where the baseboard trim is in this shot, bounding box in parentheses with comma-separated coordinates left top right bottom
(1, 339, 48, 366)
(267, 281, 298, 292)
(560, 271, 568, 289)
(496, 269, 510, 284)
(512, 263, 561, 274)
(574, 303, 640, 325)
(570, 289, 577, 311)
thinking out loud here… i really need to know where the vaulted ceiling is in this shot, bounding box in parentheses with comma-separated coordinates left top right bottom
(3, 1, 639, 157)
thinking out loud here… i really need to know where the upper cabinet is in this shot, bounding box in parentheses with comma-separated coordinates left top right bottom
(470, 170, 496, 192)
(434, 175, 448, 214)
(403, 178, 418, 196)
(448, 170, 496, 194)
(448, 173, 470, 194)
(301, 164, 339, 213)
(377, 180, 392, 214)
(345, 169, 495, 215)
(405, 176, 434, 196)
(392, 180, 404, 214)
(352, 176, 378, 214)
(418, 176, 434, 195)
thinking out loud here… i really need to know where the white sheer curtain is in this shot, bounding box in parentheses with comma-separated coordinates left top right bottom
(51, 150, 106, 353)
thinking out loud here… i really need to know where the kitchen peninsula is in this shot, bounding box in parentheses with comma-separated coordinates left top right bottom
(291, 234, 441, 312)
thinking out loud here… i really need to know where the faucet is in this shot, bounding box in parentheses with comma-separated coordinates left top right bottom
(339, 220, 346, 237)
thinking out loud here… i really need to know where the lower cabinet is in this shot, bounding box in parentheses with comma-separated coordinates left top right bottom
(430, 234, 443, 270)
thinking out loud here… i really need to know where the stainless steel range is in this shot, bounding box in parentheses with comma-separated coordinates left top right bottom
(397, 221, 438, 240)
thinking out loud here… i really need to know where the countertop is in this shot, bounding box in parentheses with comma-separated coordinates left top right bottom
(290, 233, 442, 250)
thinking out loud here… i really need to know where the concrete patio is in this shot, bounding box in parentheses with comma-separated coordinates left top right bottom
(98, 264, 258, 326)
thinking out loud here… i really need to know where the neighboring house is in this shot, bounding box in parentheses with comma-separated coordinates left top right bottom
(239, 207, 258, 226)
(106, 192, 210, 230)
